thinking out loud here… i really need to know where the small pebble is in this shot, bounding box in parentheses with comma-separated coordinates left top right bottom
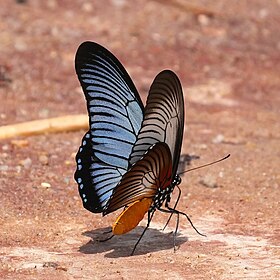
(212, 134, 224, 144)
(0, 165, 9, 172)
(40, 182, 51, 189)
(196, 143, 208, 150)
(39, 154, 49, 165)
(2, 145, 9, 151)
(235, 167, 243, 172)
(14, 38, 28, 51)
(38, 108, 49, 118)
(259, 9, 268, 19)
(81, 2, 93, 12)
(63, 177, 71, 184)
(19, 158, 32, 169)
(15, 165, 22, 173)
(111, 0, 126, 7)
(198, 14, 210, 26)
(200, 174, 218, 188)
(1, 153, 8, 158)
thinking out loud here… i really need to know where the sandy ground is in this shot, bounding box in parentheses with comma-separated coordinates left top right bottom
(0, 0, 279, 279)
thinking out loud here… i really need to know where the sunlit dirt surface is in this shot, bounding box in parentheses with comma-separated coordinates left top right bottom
(0, 1, 279, 279)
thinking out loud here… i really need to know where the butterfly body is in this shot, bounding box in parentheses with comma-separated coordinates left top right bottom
(74, 41, 185, 253)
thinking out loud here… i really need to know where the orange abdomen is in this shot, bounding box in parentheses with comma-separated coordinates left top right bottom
(112, 198, 153, 235)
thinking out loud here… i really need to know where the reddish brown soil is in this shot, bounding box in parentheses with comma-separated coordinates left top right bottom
(0, 1, 279, 279)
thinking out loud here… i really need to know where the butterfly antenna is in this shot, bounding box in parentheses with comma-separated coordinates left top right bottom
(179, 154, 230, 175)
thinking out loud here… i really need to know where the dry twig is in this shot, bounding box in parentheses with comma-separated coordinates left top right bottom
(0, 114, 88, 140)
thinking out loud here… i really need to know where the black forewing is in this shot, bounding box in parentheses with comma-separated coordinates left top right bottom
(129, 70, 184, 178)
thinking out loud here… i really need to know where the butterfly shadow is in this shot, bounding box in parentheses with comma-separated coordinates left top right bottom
(79, 226, 189, 257)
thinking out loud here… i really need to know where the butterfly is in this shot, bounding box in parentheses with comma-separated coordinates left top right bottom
(74, 41, 199, 254)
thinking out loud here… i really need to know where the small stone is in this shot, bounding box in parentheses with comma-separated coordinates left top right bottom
(196, 143, 208, 150)
(1, 153, 8, 158)
(15, 165, 22, 173)
(19, 158, 32, 169)
(63, 177, 70, 184)
(40, 182, 51, 189)
(38, 109, 50, 118)
(39, 154, 49, 165)
(259, 9, 268, 19)
(81, 2, 93, 12)
(47, 0, 57, 9)
(223, 137, 245, 145)
(111, 0, 126, 7)
(198, 14, 210, 26)
(64, 160, 72, 165)
(200, 174, 218, 188)
(2, 144, 9, 151)
(14, 38, 28, 51)
(0, 165, 9, 172)
(212, 134, 224, 144)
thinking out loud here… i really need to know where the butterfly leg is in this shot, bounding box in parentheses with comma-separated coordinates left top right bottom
(98, 234, 114, 242)
(162, 186, 182, 231)
(97, 229, 115, 242)
(158, 207, 180, 250)
(159, 204, 206, 251)
(131, 209, 155, 256)
(103, 229, 113, 234)
(165, 206, 206, 237)
(173, 209, 180, 251)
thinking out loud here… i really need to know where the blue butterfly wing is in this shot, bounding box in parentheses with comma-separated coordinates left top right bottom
(74, 42, 144, 213)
